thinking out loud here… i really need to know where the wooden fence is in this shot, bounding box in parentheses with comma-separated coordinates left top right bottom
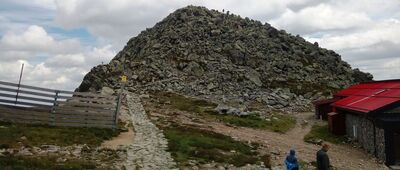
(0, 80, 119, 129)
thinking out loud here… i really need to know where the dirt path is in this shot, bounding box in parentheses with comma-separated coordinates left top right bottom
(101, 128, 135, 149)
(143, 94, 389, 170)
(206, 112, 388, 170)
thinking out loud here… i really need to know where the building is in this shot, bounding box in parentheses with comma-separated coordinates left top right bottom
(313, 97, 341, 120)
(314, 80, 400, 166)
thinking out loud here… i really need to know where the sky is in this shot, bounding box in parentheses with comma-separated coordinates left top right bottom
(0, 0, 399, 91)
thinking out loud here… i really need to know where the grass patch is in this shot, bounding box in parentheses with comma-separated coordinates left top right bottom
(164, 126, 260, 167)
(156, 92, 296, 133)
(215, 113, 296, 133)
(0, 156, 97, 170)
(304, 125, 347, 144)
(298, 159, 316, 170)
(0, 121, 120, 148)
(158, 92, 217, 114)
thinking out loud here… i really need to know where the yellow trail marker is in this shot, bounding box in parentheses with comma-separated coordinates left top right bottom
(121, 75, 127, 82)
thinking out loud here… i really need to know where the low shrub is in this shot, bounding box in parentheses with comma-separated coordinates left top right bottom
(215, 113, 296, 133)
(304, 125, 347, 144)
(0, 121, 120, 148)
(0, 156, 96, 170)
(164, 126, 260, 167)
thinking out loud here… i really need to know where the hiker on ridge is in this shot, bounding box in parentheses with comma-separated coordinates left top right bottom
(316, 143, 331, 170)
(285, 149, 300, 170)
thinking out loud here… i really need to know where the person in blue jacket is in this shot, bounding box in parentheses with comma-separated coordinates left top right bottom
(285, 149, 300, 170)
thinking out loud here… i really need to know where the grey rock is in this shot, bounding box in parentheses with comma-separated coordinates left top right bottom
(16, 147, 33, 156)
(101, 86, 115, 95)
(215, 104, 255, 116)
(245, 69, 262, 87)
(41, 145, 61, 153)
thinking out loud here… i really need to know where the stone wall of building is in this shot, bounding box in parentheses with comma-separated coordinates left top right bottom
(375, 127, 386, 161)
(345, 114, 386, 161)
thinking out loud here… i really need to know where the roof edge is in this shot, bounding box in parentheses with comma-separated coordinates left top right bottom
(359, 79, 400, 84)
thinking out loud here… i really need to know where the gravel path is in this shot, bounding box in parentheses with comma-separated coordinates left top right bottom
(123, 94, 177, 170)
(207, 113, 389, 170)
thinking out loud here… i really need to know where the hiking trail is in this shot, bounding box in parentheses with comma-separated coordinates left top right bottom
(122, 93, 177, 170)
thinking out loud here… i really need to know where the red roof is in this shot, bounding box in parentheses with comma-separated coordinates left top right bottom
(332, 80, 400, 113)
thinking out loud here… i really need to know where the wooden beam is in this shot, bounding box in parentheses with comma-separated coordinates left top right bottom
(67, 96, 115, 104)
(57, 101, 115, 109)
(73, 92, 116, 99)
(55, 108, 114, 116)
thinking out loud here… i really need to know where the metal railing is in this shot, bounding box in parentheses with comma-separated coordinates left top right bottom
(0, 80, 119, 129)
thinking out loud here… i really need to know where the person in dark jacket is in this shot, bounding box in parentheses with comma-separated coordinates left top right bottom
(285, 149, 299, 170)
(316, 143, 331, 170)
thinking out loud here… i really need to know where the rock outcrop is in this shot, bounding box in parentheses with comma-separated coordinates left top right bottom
(77, 6, 372, 111)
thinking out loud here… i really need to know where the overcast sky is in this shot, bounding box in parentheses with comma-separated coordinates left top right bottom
(0, 0, 399, 90)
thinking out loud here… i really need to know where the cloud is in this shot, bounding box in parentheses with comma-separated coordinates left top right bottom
(306, 19, 400, 80)
(0, 25, 81, 55)
(84, 45, 116, 66)
(0, 25, 116, 90)
(332, 0, 400, 17)
(2, 0, 56, 10)
(0, 0, 55, 35)
(0, 60, 27, 82)
(348, 57, 400, 81)
(309, 19, 400, 51)
(54, 0, 182, 47)
(0, 46, 115, 90)
(0, 51, 32, 61)
(286, 0, 328, 12)
(31, 0, 56, 9)
(1, 0, 399, 90)
(198, 0, 287, 21)
(54, 0, 294, 48)
(383, 58, 400, 80)
(44, 45, 115, 68)
(45, 54, 86, 68)
(270, 4, 372, 34)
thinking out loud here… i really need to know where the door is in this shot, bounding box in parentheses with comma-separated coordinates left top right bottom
(395, 132, 400, 164)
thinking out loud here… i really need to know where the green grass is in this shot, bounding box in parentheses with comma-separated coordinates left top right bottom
(164, 126, 261, 167)
(298, 159, 316, 170)
(214, 113, 296, 133)
(157, 92, 296, 133)
(0, 156, 97, 170)
(304, 125, 347, 144)
(158, 92, 217, 114)
(0, 121, 120, 148)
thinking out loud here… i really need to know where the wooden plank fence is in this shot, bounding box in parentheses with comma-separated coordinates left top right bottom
(0, 80, 120, 129)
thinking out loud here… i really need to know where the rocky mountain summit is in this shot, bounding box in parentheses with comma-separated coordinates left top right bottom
(77, 6, 372, 111)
